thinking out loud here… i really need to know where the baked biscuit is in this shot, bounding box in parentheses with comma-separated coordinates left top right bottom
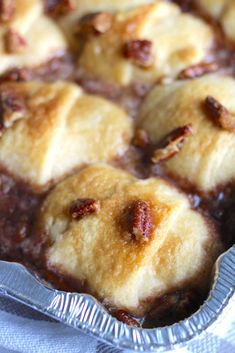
(72, 0, 155, 14)
(34, 164, 222, 316)
(59, 0, 156, 48)
(198, 0, 235, 42)
(0, 0, 67, 74)
(0, 82, 132, 188)
(137, 74, 235, 192)
(76, 2, 213, 85)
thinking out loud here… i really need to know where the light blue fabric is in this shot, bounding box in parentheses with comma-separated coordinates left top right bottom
(0, 295, 234, 353)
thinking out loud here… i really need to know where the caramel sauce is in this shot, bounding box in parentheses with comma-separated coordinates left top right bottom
(0, 0, 234, 328)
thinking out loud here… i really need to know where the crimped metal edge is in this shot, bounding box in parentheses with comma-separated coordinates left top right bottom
(0, 246, 234, 352)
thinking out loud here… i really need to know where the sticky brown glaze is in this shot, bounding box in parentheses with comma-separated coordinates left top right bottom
(0, 159, 234, 328)
(0, 171, 43, 262)
(0, 0, 235, 329)
(76, 74, 152, 118)
(0, 54, 76, 83)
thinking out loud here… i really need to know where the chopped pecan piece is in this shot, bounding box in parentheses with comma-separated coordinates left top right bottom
(205, 96, 235, 132)
(178, 62, 218, 80)
(132, 129, 149, 148)
(0, 91, 25, 134)
(128, 200, 153, 243)
(123, 40, 153, 67)
(115, 310, 141, 327)
(4, 29, 27, 53)
(69, 199, 100, 221)
(0, 0, 15, 22)
(0, 68, 31, 83)
(78, 12, 113, 35)
(152, 124, 193, 164)
(44, 0, 74, 17)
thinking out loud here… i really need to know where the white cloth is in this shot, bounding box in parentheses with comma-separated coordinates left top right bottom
(0, 294, 234, 353)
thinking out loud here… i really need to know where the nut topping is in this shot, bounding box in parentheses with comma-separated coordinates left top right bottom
(0, 0, 15, 22)
(205, 96, 235, 132)
(115, 310, 141, 327)
(128, 200, 153, 243)
(0, 68, 31, 83)
(152, 124, 193, 164)
(44, 0, 74, 17)
(0, 91, 25, 134)
(4, 29, 27, 53)
(78, 12, 113, 35)
(69, 199, 100, 221)
(178, 62, 218, 80)
(123, 40, 153, 67)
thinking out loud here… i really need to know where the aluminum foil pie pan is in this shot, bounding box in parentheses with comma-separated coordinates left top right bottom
(0, 245, 234, 352)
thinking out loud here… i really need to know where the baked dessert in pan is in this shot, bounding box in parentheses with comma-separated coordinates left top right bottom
(0, 0, 234, 328)
(0, 0, 67, 74)
(77, 2, 213, 85)
(32, 164, 222, 316)
(0, 81, 132, 188)
(137, 74, 235, 192)
(59, 0, 157, 48)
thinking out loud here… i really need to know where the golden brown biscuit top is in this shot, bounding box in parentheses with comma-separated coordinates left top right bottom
(0, 81, 133, 188)
(0, 0, 67, 74)
(75, 2, 213, 85)
(137, 74, 235, 191)
(33, 164, 222, 315)
(0, 0, 233, 328)
(72, 0, 156, 14)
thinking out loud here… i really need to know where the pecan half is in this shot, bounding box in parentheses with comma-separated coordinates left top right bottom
(0, 68, 31, 83)
(0, 0, 15, 22)
(115, 310, 141, 327)
(128, 200, 153, 243)
(69, 199, 100, 221)
(205, 96, 235, 132)
(44, 0, 74, 17)
(77, 12, 113, 35)
(0, 90, 25, 134)
(152, 124, 193, 164)
(123, 40, 153, 67)
(178, 62, 218, 80)
(4, 29, 27, 53)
